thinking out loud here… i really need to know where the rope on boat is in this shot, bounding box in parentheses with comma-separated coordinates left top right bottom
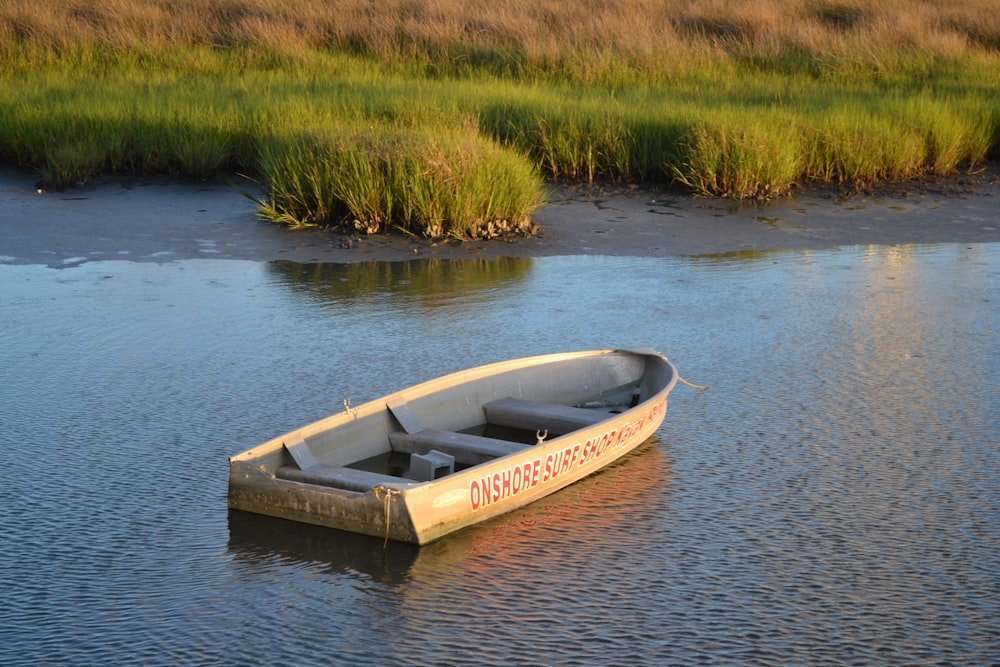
(678, 375, 709, 390)
(374, 485, 399, 547)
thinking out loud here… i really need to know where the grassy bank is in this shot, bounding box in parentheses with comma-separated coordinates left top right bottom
(1, 0, 998, 236)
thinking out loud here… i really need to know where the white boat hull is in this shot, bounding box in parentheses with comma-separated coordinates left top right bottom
(229, 348, 678, 544)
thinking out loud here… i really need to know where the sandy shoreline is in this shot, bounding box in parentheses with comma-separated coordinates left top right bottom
(1, 168, 998, 266)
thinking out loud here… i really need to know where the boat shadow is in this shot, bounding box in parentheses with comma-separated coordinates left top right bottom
(226, 509, 423, 584)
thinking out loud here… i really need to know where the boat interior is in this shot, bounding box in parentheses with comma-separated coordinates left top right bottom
(273, 391, 640, 494)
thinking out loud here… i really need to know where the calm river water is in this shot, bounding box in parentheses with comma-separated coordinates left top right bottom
(2, 245, 998, 666)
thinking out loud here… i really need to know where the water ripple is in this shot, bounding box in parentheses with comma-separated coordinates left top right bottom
(2, 247, 998, 665)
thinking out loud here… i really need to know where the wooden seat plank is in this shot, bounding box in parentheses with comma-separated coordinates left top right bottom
(389, 429, 530, 465)
(483, 397, 610, 434)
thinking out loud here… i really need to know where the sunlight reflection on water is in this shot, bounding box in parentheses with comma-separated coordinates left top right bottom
(1, 244, 997, 665)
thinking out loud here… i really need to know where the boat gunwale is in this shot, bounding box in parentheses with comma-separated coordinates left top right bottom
(230, 348, 667, 466)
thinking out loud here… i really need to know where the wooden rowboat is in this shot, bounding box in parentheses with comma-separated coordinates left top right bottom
(228, 348, 678, 545)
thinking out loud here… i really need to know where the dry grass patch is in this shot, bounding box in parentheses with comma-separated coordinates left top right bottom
(4, 0, 999, 77)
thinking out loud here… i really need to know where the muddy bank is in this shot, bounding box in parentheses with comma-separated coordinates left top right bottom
(1, 169, 997, 266)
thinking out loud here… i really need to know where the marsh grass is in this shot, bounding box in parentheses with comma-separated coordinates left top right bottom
(0, 61, 258, 186)
(1, 0, 999, 234)
(258, 119, 544, 238)
(674, 117, 802, 200)
(492, 98, 635, 183)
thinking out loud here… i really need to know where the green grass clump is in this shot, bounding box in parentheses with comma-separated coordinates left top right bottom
(672, 115, 802, 200)
(257, 120, 544, 238)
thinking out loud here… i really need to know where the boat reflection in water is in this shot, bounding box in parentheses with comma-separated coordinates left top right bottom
(227, 437, 672, 586)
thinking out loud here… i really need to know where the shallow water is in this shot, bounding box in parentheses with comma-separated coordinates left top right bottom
(1, 245, 998, 666)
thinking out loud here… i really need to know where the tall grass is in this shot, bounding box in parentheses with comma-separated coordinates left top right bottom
(673, 116, 802, 200)
(1, 0, 999, 235)
(257, 119, 544, 238)
(0, 59, 258, 186)
(5, 0, 999, 81)
(7, 0, 629, 77)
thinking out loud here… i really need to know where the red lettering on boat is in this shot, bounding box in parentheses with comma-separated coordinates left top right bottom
(469, 400, 666, 511)
(470, 478, 482, 510)
(543, 453, 554, 482)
